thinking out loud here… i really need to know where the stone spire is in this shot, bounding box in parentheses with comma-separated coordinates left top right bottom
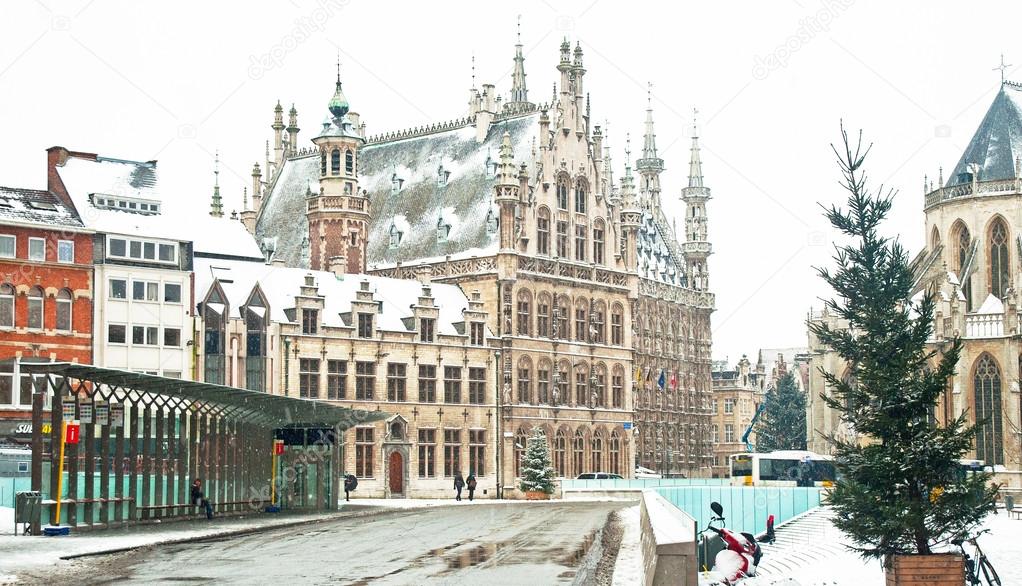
(287, 104, 300, 156)
(682, 110, 712, 291)
(509, 16, 529, 105)
(618, 134, 641, 270)
(494, 131, 520, 251)
(636, 83, 664, 210)
(272, 101, 285, 171)
(210, 150, 223, 218)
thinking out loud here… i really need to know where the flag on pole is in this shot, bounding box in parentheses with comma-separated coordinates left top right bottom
(670, 370, 677, 390)
(657, 369, 666, 391)
(634, 366, 643, 385)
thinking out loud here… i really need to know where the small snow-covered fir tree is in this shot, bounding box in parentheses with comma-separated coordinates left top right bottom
(755, 371, 807, 452)
(519, 428, 556, 494)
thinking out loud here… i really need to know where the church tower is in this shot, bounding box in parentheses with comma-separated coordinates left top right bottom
(636, 84, 664, 212)
(308, 68, 369, 274)
(682, 115, 712, 291)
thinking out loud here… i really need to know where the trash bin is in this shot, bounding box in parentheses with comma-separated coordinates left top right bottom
(15, 491, 42, 536)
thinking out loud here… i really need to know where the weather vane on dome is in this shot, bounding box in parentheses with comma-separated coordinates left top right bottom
(993, 54, 1012, 84)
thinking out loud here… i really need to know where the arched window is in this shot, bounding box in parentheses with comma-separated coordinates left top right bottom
(537, 207, 550, 255)
(592, 301, 606, 344)
(573, 429, 586, 476)
(330, 148, 341, 175)
(27, 287, 44, 330)
(554, 429, 567, 477)
(594, 363, 607, 407)
(56, 289, 72, 333)
(974, 354, 1004, 465)
(344, 149, 354, 174)
(556, 295, 570, 340)
(320, 150, 327, 176)
(574, 298, 588, 342)
(591, 429, 604, 472)
(516, 290, 532, 336)
(203, 287, 227, 385)
(514, 428, 528, 478)
(574, 222, 587, 262)
(574, 362, 589, 406)
(556, 360, 570, 406)
(537, 359, 551, 404)
(609, 431, 621, 475)
(0, 284, 14, 328)
(612, 364, 624, 408)
(244, 289, 268, 392)
(556, 175, 569, 210)
(574, 180, 587, 214)
(537, 293, 551, 338)
(989, 217, 1010, 300)
(593, 218, 605, 265)
(611, 303, 624, 346)
(930, 226, 940, 251)
(517, 356, 532, 404)
(952, 221, 972, 311)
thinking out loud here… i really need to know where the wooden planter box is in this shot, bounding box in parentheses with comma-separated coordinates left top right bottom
(525, 490, 551, 500)
(885, 553, 964, 586)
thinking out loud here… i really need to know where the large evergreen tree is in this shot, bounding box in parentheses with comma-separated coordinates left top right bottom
(809, 126, 997, 558)
(519, 428, 556, 494)
(755, 371, 807, 452)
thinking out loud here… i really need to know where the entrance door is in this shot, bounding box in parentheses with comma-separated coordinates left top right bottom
(388, 451, 404, 495)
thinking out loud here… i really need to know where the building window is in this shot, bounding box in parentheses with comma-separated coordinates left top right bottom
(158, 244, 175, 262)
(320, 150, 327, 175)
(537, 208, 550, 255)
(164, 327, 181, 347)
(109, 279, 127, 300)
(609, 432, 621, 475)
(469, 429, 485, 475)
(331, 149, 341, 175)
(418, 364, 437, 403)
(27, 287, 43, 330)
(299, 358, 320, 399)
(387, 363, 407, 401)
(0, 235, 14, 258)
(470, 322, 485, 346)
(57, 240, 74, 263)
(575, 304, 587, 342)
(419, 317, 435, 342)
(573, 430, 585, 475)
(553, 430, 567, 477)
(574, 224, 587, 262)
(327, 360, 347, 399)
(954, 222, 973, 311)
(132, 325, 158, 345)
(724, 398, 734, 414)
(0, 284, 13, 328)
(724, 424, 734, 443)
(444, 366, 462, 403)
(556, 296, 570, 340)
(537, 294, 550, 338)
(575, 365, 588, 406)
(594, 366, 606, 407)
(356, 361, 375, 400)
(557, 362, 569, 406)
(712, 399, 718, 414)
(164, 283, 182, 303)
(537, 363, 550, 404)
(357, 313, 373, 338)
(203, 290, 227, 384)
(132, 281, 159, 301)
(592, 432, 603, 472)
(517, 360, 532, 404)
(108, 324, 126, 344)
(574, 182, 587, 214)
(556, 221, 568, 258)
(990, 218, 1011, 300)
(345, 149, 354, 174)
(444, 428, 461, 477)
(593, 221, 605, 265)
(611, 305, 624, 346)
(468, 367, 486, 404)
(302, 309, 318, 335)
(516, 291, 531, 336)
(556, 176, 569, 210)
(28, 238, 45, 261)
(592, 304, 605, 344)
(244, 295, 266, 392)
(612, 367, 624, 408)
(355, 427, 374, 477)
(711, 424, 718, 444)
(418, 429, 436, 477)
(108, 237, 126, 257)
(514, 429, 527, 478)
(974, 354, 1004, 465)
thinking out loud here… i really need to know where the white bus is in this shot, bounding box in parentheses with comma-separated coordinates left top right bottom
(729, 450, 836, 487)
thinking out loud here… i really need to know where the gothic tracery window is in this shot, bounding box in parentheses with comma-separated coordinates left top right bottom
(974, 354, 1004, 465)
(556, 175, 569, 210)
(989, 218, 1010, 300)
(953, 221, 972, 311)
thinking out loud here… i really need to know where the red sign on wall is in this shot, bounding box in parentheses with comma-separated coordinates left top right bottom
(273, 440, 284, 455)
(65, 423, 81, 445)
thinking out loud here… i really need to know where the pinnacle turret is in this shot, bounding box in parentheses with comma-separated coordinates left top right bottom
(210, 150, 223, 218)
(509, 17, 529, 105)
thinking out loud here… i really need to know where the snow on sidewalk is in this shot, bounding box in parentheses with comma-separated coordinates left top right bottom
(611, 505, 642, 586)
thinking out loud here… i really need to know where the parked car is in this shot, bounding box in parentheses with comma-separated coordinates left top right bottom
(575, 472, 624, 480)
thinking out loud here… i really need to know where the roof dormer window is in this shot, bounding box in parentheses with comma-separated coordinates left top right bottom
(485, 208, 497, 235)
(437, 217, 451, 243)
(389, 223, 403, 248)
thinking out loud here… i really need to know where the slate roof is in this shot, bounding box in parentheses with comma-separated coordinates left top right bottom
(55, 154, 263, 260)
(193, 257, 486, 337)
(637, 211, 687, 286)
(0, 186, 84, 229)
(946, 82, 1022, 187)
(257, 113, 540, 269)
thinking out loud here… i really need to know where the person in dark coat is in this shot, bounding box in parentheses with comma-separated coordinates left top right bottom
(454, 473, 465, 501)
(191, 478, 213, 519)
(466, 472, 477, 501)
(344, 474, 358, 502)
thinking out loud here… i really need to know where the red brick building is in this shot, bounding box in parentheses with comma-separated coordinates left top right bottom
(0, 185, 92, 445)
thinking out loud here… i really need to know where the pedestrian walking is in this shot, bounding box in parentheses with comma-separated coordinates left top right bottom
(191, 478, 213, 519)
(466, 472, 477, 501)
(344, 473, 358, 502)
(454, 472, 465, 501)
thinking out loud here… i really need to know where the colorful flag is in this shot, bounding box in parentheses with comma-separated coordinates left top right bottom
(670, 370, 677, 390)
(634, 366, 643, 384)
(657, 369, 666, 391)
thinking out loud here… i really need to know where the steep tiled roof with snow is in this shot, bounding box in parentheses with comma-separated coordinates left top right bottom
(256, 113, 540, 269)
(946, 82, 1022, 187)
(0, 186, 84, 229)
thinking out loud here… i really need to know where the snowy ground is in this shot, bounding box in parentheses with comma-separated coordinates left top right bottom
(610, 505, 641, 585)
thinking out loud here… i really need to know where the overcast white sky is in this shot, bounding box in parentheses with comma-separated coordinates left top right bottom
(1, 0, 1020, 364)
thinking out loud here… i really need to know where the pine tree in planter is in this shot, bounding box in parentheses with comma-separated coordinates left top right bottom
(809, 126, 997, 584)
(755, 371, 807, 452)
(519, 428, 556, 499)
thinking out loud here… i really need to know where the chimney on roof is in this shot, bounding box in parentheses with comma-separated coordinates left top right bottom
(328, 255, 347, 277)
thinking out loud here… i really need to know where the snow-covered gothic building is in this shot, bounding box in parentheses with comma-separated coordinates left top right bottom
(247, 38, 717, 483)
(809, 79, 1022, 487)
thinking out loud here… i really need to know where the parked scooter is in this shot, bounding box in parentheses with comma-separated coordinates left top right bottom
(698, 501, 763, 585)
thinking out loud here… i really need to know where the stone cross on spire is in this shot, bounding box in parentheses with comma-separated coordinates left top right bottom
(993, 54, 1013, 84)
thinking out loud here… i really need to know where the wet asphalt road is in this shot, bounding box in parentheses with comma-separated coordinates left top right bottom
(76, 502, 624, 585)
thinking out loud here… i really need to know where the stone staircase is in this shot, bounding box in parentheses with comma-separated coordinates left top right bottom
(754, 507, 849, 577)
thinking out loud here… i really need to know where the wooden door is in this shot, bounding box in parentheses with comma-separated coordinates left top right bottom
(388, 451, 403, 495)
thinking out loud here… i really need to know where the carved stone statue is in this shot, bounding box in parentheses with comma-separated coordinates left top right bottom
(502, 382, 512, 405)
